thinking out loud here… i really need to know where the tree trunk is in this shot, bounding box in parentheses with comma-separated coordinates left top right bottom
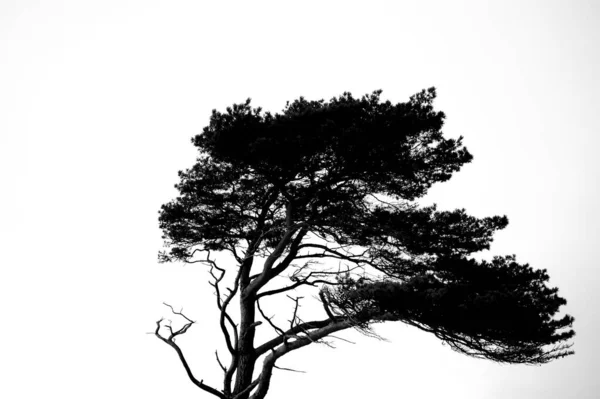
(233, 291, 257, 399)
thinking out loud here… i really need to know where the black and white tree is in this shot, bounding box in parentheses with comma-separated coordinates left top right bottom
(156, 88, 574, 399)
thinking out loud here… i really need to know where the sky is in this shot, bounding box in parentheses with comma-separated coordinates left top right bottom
(1, 1, 599, 398)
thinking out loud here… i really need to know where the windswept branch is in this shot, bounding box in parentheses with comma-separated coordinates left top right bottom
(250, 318, 355, 399)
(255, 316, 349, 357)
(295, 243, 376, 267)
(256, 262, 358, 299)
(256, 276, 340, 298)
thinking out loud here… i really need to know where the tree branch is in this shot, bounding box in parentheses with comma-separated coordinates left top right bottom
(256, 298, 286, 337)
(247, 223, 308, 295)
(273, 364, 306, 373)
(295, 243, 373, 267)
(287, 295, 303, 329)
(155, 308, 225, 399)
(319, 290, 336, 320)
(206, 255, 239, 356)
(255, 317, 346, 357)
(215, 350, 227, 373)
(250, 318, 355, 399)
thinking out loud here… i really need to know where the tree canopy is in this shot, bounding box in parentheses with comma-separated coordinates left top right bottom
(156, 88, 574, 399)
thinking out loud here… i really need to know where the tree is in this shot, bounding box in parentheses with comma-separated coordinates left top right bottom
(155, 88, 575, 399)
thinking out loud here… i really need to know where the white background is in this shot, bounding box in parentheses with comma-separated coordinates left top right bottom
(1, 1, 599, 398)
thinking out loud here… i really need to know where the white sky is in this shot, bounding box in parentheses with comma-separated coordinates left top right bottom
(1, 1, 599, 398)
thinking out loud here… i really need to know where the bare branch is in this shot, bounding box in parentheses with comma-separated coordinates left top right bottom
(163, 302, 194, 324)
(215, 350, 227, 373)
(161, 303, 195, 340)
(328, 334, 356, 345)
(155, 314, 225, 399)
(205, 254, 239, 356)
(257, 298, 286, 336)
(274, 365, 306, 373)
(287, 295, 303, 329)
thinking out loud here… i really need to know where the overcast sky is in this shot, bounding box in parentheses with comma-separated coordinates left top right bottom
(1, 1, 599, 398)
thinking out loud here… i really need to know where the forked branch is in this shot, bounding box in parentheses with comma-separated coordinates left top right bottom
(155, 304, 225, 399)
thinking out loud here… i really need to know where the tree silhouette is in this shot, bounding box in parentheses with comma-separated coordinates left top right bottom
(156, 88, 574, 399)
